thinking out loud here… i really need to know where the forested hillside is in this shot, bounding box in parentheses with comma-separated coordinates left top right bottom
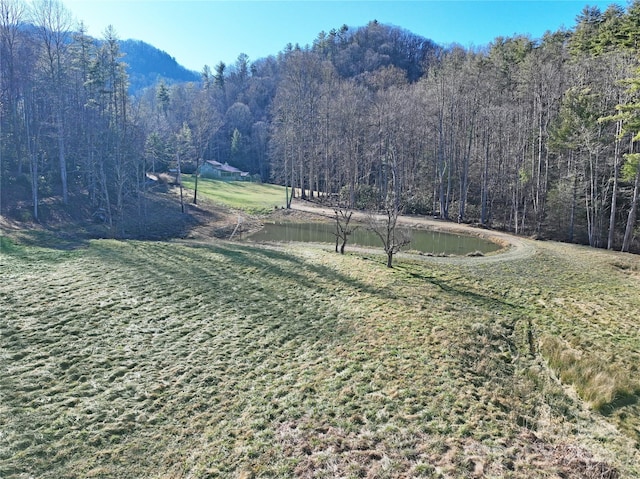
(1, 0, 640, 252)
(119, 39, 200, 93)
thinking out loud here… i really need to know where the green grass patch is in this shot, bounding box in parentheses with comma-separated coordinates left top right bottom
(181, 176, 287, 214)
(1, 236, 639, 478)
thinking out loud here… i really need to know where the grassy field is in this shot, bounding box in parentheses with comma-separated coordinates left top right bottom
(1, 231, 640, 478)
(181, 176, 287, 214)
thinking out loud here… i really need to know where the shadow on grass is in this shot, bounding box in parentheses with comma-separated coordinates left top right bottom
(396, 264, 521, 312)
(599, 392, 639, 417)
(0, 230, 90, 259)
(84, 240, 373, 347)
(200, 242, 392, 300)
(88, 239, 392, 306)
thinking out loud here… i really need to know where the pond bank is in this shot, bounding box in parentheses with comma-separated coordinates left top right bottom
(287, 199, 536, 264)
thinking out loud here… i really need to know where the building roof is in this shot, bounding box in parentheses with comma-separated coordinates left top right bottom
(219, 163, 243, 173)
(204, 160, 248, 175)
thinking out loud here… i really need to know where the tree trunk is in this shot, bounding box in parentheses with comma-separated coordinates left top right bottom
(193, 157, 200, 204)
(56, 110, 68, 204)
(481, 127, 490, 225)
(285, 143, 292, 208)
(569, 174, 577, 243)
(458, 108, 476, 222)
(177, 152, 185, 214)
(99, 161, 113, 232)
(458, 136, 471, 222)
(24, 92, 39, 221)
(513, 188, 519, 235)
(30, 156, 39, 221)
(608, 120, 622, 250)
(299, 148, 306, 200)
(621, 171, 639, 253)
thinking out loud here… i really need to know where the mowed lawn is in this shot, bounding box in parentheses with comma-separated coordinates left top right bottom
(181, 176, 287, 214)
(1, 234, 640, 478)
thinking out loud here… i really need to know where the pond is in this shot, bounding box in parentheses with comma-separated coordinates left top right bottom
(246, 222, 501, 256)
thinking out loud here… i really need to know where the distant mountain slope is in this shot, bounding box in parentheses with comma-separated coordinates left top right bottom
(119, 39, 199, 93)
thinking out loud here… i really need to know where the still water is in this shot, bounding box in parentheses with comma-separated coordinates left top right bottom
(247, 222, 501, 256)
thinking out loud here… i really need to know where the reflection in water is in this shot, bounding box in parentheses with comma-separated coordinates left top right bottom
(246, 222, 500, 256)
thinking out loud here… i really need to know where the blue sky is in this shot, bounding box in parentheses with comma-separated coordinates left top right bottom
(64, 0, 619, 72)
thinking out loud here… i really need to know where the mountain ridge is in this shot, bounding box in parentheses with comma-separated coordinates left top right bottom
(118, 38, 200, 93)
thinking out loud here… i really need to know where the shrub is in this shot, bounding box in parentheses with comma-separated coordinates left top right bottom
(339, 184, 379, 210)
(403, 194, 433, 216)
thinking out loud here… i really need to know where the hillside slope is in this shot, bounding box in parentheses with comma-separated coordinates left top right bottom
(120, 39, 199, 93)
(1, 228, 639, 477)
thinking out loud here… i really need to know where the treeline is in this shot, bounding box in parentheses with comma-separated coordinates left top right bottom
(268, 9, 640, 252)
(1, 0, 640, 251)
(1, 0, 140, 233)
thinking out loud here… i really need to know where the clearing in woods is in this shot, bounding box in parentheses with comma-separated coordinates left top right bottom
(181, 176, 287, 214)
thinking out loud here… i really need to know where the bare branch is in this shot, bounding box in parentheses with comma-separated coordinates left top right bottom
(333, 207, 358, 254)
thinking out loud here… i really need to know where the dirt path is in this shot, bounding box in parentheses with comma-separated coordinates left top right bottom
(289, 200, 537, 264)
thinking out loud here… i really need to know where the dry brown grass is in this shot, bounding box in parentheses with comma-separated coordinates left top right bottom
(541, 335, 638, 412)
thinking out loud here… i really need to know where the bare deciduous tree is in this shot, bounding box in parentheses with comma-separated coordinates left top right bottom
(190, 86, 222, 204)
(368, 164, 411, 268)
(333, 207, 358, 254)
(368, 205, 411, 268)
(31, 0, 72, 204)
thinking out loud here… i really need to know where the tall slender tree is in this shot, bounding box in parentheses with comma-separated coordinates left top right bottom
(31, 0, 72, 204)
